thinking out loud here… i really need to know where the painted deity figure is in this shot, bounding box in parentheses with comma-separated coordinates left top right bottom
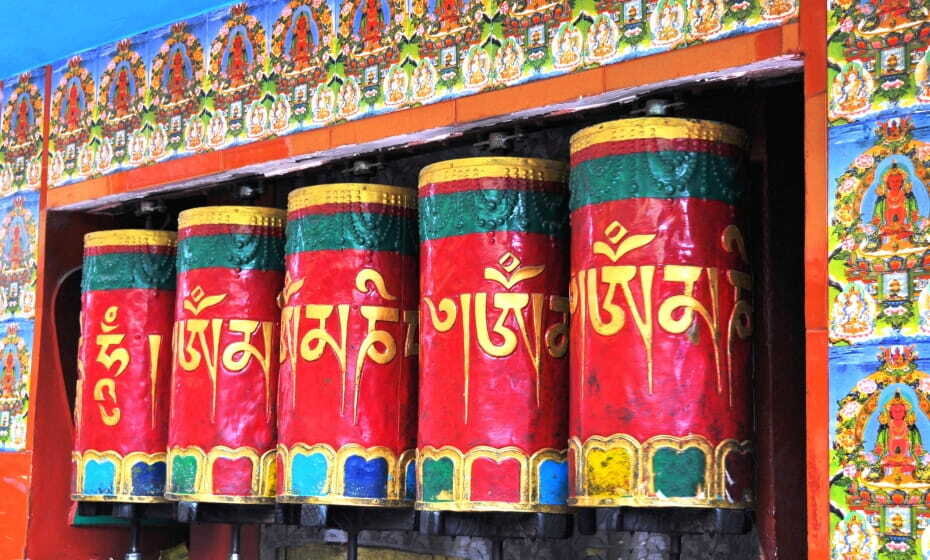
(0, 350, 16, 398)
(873, 391, 923, 481)
(66, 84, 82, 131)
(338, 79, 360, 117)
(227, 33, 249, 87)
(168, 49, 188, 103)
(6, 216, 26, 271)
(361, 0, 382, 50)
(14, 98, 29, 144)
(187, 117, 205, 149)
(438, 0, 460, 31)
(114, 68, 131, 117)
(272, 96, 290, 131)
(869, 163, 919, 249)
(886, 53, 903, 74)
(291, 13, 313, 71)
(652, 0, 684, 44)
(836, 66, 869, 115)
(692, 0, 721, 35)
(831, 285, 874, 340)
(412, 61, 436, 100)
(209, 112, 227, 146)
(871, 0, 913, 30)
(762, 0, 794, 18)
(97, 139, 114, 171)
(248, 103, 267, 136)
(151, 125, 167, 159)
(79, 144, 94, 174)
(464, 49, 490, 87)
(385, 68, 408, 105)
(496, 40, 522, 82)
(555, 27, 581, 67)
(831, 515, 877, 560)
(313, 86, 335, 121)
(589, 17, 617, 59)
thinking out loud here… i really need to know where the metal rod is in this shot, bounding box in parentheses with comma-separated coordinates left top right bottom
(229, 524, 241, 560)
(668, 533, 682, 560)
(346, 530, 358, 560)
(124, 518, 141, 560)
(490, 538, 504, 560)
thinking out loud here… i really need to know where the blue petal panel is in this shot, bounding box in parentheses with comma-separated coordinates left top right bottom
(344, 455, 388, 499)
(84, 459, 117, 495)
(130, 460, 166, 496)
(404, 461, 416, 501)
(291, 453, 329, 497)
(538, 459, 568, 505)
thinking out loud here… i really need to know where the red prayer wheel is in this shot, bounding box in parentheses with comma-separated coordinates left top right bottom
(167, 206, 284, 503)
(417, 157, 571, 512)
(568, 117, 753, 508)
(277, 184, 418, 506)
(73, 230, 176, 502)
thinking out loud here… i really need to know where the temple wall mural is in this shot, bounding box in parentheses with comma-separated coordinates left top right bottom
(37, 0, 798, 187)
(0, 72, 41, 452)
(827, 1, 930, 558)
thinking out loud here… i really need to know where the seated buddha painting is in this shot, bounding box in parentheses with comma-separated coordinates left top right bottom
(862, 389, 930, 486)
(831, 348, 930, 559)
(861, 160, 929, 256)
(830, 116, 930, 339)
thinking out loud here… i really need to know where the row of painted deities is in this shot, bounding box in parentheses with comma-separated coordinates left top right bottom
(72, 117, 755, 512)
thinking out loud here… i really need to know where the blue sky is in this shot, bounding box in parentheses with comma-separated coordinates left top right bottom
(0, 0, 234, 77)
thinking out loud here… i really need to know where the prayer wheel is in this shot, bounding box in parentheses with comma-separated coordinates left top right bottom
(277, 184, 418, 506)
(568, 117, 753, 508)
(73, 230, 176, 502)
(167, 206, 284, 503)
(417, 157, 571, 512)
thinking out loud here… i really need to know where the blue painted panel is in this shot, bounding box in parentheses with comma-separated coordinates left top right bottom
(291, 452, 329, 497)
(343, 455, 388, 499)
(130, 460, 166, 496)
(404, 461, 416, 501)
(538, 459, 568, 506)
(84, 459, 117, 495)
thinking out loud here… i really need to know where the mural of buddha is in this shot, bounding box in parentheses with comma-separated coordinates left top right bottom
(168, 49, 188, 103)
(866, 163, 920, 251)
(873, 391, 923, 482)
(114, 68, 131, 117)
(227, 33, 249, 87)
(0, 350, 16, 398)
(14, 98, 30, 143)
(66, 84, 82, 131)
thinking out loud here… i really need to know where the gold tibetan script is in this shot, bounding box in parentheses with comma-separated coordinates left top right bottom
(423, 251, 570, 423)
(174, 286, 275, 421)
(571, 221, 753, 401)
(92, 305, 163, 426)
(279, 269, 417, 424)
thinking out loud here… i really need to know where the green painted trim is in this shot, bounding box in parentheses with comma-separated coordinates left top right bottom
(419, 189, 567, 242)
(71, 514, 130, 527)
(652, 447, 706, 498)
(421, 457, 455, 502)
(82, 253, 176, 292)
(286, 212, 417, 256)
(178, 233, 285, 272)
(569, 151, 744, 211)
(169, 455, 198, 495)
